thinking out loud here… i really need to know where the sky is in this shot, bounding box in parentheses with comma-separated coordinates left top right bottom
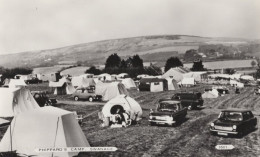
(0, 0, 260, 54)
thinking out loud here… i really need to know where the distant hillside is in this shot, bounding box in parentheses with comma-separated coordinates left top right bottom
(0, 35, 252, 68)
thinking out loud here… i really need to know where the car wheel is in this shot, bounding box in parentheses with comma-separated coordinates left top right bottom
(74, 96, 79, 101)
(88, 97, 93, 102)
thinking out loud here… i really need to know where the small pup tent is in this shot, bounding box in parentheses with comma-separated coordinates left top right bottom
(202, 89, 219, 98)
(95, 82, 128, 101)
(0, 87, 39, 117)
(101, 95, 142, 121)
(49, 78, 76, 95)
(0, 106, 90, 157)
(166, 78, 179, 90)
(121, 78, 136, 89)
(139, 78, 167, 92)
(8, 79, 27, 88)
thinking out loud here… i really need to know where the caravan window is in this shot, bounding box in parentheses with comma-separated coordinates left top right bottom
(154, 82, 160, 85)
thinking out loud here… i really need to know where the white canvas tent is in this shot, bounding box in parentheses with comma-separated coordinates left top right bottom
(0, 106, 90, 157)
(98, 73, 113, 81)
(166, 78, 179, 90)
(49, 78, 76, 95)
(202, 89, 219, 98)
(184, 72, 208, 82)
(95, 82, 128, 101)
(241, 75, 254, 81)
(8, 79, 27, 88)
(101, 95, 142, 121)
(71, 76, 95, 88)
(162, 67, 189, 82)
(121, 78, 136, 89)
(150, 82, 164, 92)
(179, 78, 195, 86)
(230, 80, 244, 88)
(0, 87, 39, 117)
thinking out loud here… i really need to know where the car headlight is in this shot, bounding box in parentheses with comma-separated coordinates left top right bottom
(232, 125, 237, 130)
(149, 115, 153, 119)
(210, 123, 214, 127)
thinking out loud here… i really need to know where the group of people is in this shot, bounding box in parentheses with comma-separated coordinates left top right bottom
(110, 108, 131, 127)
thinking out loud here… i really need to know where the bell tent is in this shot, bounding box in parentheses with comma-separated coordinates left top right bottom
(0, 87, 39, 117)
(0, 106, 90, 157)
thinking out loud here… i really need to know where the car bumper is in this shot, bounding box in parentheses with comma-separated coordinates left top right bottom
(210, 128, 238, 135)
(148, 119, 176, 124)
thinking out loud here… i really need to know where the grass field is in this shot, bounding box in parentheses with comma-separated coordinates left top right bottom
(1, 84, 260, 157)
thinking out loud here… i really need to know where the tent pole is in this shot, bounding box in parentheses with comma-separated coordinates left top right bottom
(10, 121, 12, 152)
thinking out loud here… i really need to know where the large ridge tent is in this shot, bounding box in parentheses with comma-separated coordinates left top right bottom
(95, 82, 128, 101)
(121, 78, 136, 89)
(162, 67, 189, 82)
(101, 95, 142, 122)
(178, 78, 195, 87)
(49, 78, 76, 95)
(71, 76, 96, 88)
(183, 72, 208, 82)
(166, 78, 179, 90)
(139, 78, 167, 92)
(0, 87, 39, 117)
(0, 106, 90, 157)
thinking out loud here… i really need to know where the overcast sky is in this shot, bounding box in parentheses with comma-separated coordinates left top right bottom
(0, 0, 259, 54)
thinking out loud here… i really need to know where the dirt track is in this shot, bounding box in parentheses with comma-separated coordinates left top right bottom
(0, 85, 260, 157)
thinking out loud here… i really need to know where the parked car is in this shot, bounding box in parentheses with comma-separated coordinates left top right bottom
(149, 100, 187, 126)
(72, 88, 102, 102)
(31, 91, 57, 107)
(210, 109, 257, 137)
(160, 91, 204, 110)
(25, 77, 42, 84)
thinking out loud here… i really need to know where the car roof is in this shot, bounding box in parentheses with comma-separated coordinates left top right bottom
(160, 100, 181, 104)
(221, 108, 252, 112)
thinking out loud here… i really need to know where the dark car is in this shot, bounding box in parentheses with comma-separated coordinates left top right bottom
(31, 91, 57, 107)
(149, 100, 187, 126)
(72, 88, 102, 102)
(210, 109, 257, 137)
(25, 77, 43, 84)
(163, 92, 204, 110)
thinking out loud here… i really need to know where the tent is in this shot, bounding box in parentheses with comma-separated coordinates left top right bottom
(179, 78, 195, 87)
(0, 106, 90, 157)
(121, 78, 136, 89)
(71, 76, 95, 88)
(101, 95, 142, 121)
(230, 80, 244, 88)
(162, 67, 189, 82)
(166, 78, 179, 90)
(202, 89, 219, 98)
(49, 78, 76, 95)
(117, 73, 129, 79)
(184, 72, 208, 82)
(136, 74, 150, 79)
(8, 79, 27, 88)
(241, 75, 254, 81)
(0, 87, 39, 117)
(0, 118, 10, 127)
(98, 73, 112, 81)
(139, 78, 167, 91)
(95, 82, 128, 101)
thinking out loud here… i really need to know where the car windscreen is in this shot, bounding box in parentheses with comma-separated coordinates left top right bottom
(158, 102, 178, 111)
(218, 112, 243, 121)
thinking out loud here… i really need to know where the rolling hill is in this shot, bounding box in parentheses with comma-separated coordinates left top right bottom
(0, 35, 253, 68)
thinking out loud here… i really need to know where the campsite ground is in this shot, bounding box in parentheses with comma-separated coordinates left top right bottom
(1, 84, 260, 157)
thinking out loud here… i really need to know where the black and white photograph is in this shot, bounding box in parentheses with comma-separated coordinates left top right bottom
(0, 0, 260, 156)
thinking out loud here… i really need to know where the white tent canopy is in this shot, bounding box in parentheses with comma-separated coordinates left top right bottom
(49, 78, 76, 95)
(8, 79, 27, 88)
(0, 87, 39, 117)
(102, 95, 142, 121)
(0, 106, 90, 157)
(121, 78, 136, 89)
(95, 82, 128, 101)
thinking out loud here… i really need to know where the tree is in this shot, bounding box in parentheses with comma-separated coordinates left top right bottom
(131, 55, 143, 68)
(251, 60, 256, 67)
(164, 57, 183, 72)
(86, 66, 101, 75)
(120, 59, 127, 68)
(184, 49, 201, 62)
(190, 59, 206, 71)
(105, 53, 121, 69)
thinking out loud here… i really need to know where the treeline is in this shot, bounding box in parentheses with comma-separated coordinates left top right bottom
(86, 53, 162, 78)
(0, 67, 33, 81)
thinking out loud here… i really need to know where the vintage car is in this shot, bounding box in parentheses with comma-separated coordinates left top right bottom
(160, 92, 204, 110)
(31, 91, 57, 107)
(210, 109, 257, 137)
(149, 100, 187, 126)
(72, 88, 102, 102)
